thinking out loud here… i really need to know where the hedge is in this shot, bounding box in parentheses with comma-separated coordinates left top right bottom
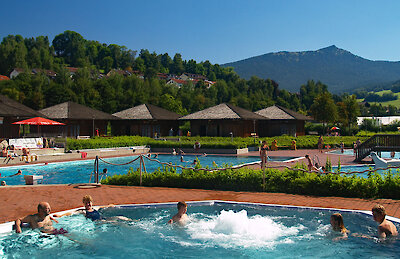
(101, 164, 400, 200)
(66, 135, 369, 150)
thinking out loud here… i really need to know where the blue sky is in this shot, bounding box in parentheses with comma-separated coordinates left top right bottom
(1, 0, 399, 64)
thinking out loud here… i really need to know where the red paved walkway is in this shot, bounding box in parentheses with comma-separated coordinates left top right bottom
(1, 185, 399, 224)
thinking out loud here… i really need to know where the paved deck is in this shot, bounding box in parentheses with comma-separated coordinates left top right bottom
(1, 185, 399, 224)
(1, 147, 391, 225)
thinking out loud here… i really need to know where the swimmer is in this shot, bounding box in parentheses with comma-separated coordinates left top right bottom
(153, 153, 158, 158)
(202, 153, 207, 157)
(168, 201, 188, 225)
(172, 148, 177, 156)
(15, 202, 62, 234)
(330, 213, 348, 240)
(179, 149, 185, 155)
(180, 156, 187, 163)
(55, 195, 129, 222)
(372, 204, 398, 238)
(1, 170, 23, 178)
(391, 151, 396, 158)
(192, 159, 198, 165)
(1, 180, 6, 186)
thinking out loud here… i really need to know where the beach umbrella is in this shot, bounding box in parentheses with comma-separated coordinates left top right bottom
(12, 117, 65, 137)
(331, 126, 340, 131)
(12, 117, 65, 125)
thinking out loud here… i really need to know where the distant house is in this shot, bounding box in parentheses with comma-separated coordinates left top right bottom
(0, 75, 10, 81)
(166, 78, 187, 88)
(179, 73, 206, 81)
(32, 68, 57, 79)
(10, 68, 30, 78)
(204, 80, 216, 88)
(0, 94, 44, 138)
(255, 105, 312, 137)
(357, 116, 400, 126)
(39, 101, 118, 137)
(179, 103, 265, 137)
(66, 67, 79, 76)
(112, 104, 181, 137)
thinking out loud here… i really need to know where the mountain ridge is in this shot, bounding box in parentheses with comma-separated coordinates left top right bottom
(223, 46, 400, 93)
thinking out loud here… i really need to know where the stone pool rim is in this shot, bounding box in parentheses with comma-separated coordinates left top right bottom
(1, 200, 399, 235)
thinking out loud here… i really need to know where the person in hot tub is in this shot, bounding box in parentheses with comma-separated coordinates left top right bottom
(55, 195, 129, 221)
(15, 202, 66, 234)
(168, 201, 189, 225)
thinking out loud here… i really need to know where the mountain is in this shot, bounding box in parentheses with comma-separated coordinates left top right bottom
(223, 45, 400, 93)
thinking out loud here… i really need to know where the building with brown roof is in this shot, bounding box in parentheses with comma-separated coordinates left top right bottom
(255, 105, 313, 137)
(179, 103, 265, 137)
(39, 102, 118, 137)
(112, 104, 181, 137)
(0, 95, 44, 138)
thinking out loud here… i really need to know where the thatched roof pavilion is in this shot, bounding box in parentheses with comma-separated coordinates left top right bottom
(0, 94, 44, 138)
(179, 103, 265, 137)
(39, 101, 118, 137)
(256, 105, 313, 137)
(112, 104, 181, 137)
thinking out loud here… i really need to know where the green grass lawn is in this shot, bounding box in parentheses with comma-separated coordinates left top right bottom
(357, 89, 400, 107)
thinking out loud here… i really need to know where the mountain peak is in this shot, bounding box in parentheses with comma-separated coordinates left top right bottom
(223, 46, 400, 93)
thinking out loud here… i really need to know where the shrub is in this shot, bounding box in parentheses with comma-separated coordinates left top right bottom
(102, 165, 400, 199)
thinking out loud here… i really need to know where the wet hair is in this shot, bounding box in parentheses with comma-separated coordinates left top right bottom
(331, 213, 347, 232)
(305, 154, 309, 158)
(177, 201, 187, 210)
(82, 195, 93, 204)
(372, 204, 386, 217)
(37, 202, 48, 212)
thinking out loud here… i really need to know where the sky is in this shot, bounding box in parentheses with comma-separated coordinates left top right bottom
(1, 0, 400, 64)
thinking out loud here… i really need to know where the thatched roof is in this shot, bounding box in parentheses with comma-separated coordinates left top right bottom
(113, 104, 181, 120)
(39, 101, 118, 120)
(179, 103, 265, 120)
(256, 105, 312, 121)
(0, 94, 44, 117)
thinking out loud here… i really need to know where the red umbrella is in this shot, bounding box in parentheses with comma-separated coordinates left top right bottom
(12, 117, 65, 125)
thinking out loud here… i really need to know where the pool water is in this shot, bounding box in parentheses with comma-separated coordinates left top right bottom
(0, 154, 260, 185)
(1, 202, 399, 258)
(328, 149, 400, 159)
(332, 165, 400, 178)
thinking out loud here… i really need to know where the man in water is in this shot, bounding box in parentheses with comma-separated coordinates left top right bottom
(15, 202, 65, 234)
(372, 204, 398, 238)
(168, 201, 189, 225)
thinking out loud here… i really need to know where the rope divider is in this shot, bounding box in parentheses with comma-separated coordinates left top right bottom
(97, 154, 400, 176)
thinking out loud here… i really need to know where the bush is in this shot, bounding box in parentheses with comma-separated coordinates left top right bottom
(102, 164, 400, 199)
(66, 135, 369, 150)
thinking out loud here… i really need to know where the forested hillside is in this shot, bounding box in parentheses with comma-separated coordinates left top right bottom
(223, 45, 400, 93)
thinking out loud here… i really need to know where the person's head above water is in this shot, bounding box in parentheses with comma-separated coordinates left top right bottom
(372, 204, 386, 222)
(177, 201, 187, 213)
(37, 202, 51, 217)
(82, 195, 93, 210)
(330, 213, 346, 232)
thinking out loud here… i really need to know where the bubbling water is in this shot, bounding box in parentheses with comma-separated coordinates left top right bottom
(185, 210, 304, 248)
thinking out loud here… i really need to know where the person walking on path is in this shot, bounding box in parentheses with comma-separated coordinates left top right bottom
(259, 141, 269, 170)
(318, 136, 324, 153)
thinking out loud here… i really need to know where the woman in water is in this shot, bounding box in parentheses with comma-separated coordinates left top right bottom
(259, 141, 269, 170)
(330, 213, 348, 240)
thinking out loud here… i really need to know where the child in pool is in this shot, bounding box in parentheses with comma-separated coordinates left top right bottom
(330, 213, 348, 240)
(168, 201, 189, 225)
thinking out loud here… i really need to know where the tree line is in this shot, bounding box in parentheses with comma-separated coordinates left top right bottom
(0, 30, 370, 132)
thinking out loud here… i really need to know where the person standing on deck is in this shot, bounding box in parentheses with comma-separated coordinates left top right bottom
(259, 141, 269, 170)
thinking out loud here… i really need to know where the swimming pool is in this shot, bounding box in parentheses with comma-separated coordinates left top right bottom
(328, 149, 400, 159)
(1, 201, 399, 258)
(332, 165, 400, 178)
(0, 154, 261, 185)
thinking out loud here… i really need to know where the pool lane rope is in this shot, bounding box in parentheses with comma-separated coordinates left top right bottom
(94, 154, 400, 187)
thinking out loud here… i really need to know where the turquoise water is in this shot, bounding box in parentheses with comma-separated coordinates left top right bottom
(1, 202, 399, 258)
(0, 154, 261, 185)
(332, 165, 400, 178)
(328, 149, 400, 159)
